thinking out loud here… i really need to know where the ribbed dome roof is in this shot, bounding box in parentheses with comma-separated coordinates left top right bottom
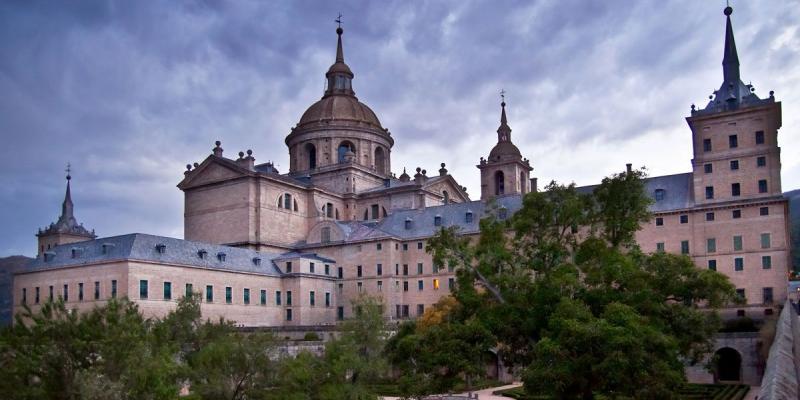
(488, 141, 522, 161)
(298, 95, 383, 129)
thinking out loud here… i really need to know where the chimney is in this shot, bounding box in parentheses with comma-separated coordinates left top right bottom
(530, 177, 538, 192)
(236, 149, 255, 170)
(626, 163, 632, 174)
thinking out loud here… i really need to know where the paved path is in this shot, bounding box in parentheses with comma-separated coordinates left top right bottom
(381, 382, 523, 400)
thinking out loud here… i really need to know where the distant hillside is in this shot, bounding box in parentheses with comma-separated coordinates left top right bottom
(0, 255, 33, 326)
(785, 189, 800, 273)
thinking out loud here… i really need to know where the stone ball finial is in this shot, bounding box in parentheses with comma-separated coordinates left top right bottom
(336, 26, 343, 35)
(193, 162, 199, 168)
(238, 151, 245, 158)
(186, 164, 192, 171)
(770, 90, 775, 97)
(416, 167, 421, 173)
(246, 149, 253, 156)
(422, 169, 427, 176)
(441, 163, 445, 168)
(215, 141, 221, 147)
(691, 104, 696, 111)
(724, 6, 732, 16)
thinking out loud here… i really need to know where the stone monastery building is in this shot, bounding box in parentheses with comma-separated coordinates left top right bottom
(14, 7, 790, 328)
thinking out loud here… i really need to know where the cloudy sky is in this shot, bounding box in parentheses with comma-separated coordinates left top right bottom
(1, 0, 799, 257)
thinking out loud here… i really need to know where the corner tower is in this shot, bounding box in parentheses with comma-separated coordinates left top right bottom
(478, 98, 533, 200)
(687, 6, 782, 205)
(36, 170, 96, 256)
(285, 23, 394, 193)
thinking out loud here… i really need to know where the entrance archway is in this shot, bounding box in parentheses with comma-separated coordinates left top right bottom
(714, 347, 742, 382)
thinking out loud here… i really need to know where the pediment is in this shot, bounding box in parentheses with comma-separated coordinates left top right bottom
(178, 157, 248, 190)
(423, 175, 471, 202)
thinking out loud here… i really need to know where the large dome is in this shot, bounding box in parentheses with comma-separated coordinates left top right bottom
(297, 95, 383, 130)
(488, 141, 522, 161)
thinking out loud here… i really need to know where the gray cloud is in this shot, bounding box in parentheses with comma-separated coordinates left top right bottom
(1, 0, 799, 256)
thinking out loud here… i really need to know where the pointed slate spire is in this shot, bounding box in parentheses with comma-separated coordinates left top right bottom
(497, 99, 512, 143)
(335, 26, 345, 64)
(325, 14, 355, 97)
(37, 166, 96, 240)
(61, 172, 74, 222)
(722, 6, 740, 85)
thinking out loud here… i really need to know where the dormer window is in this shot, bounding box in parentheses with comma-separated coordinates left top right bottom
(43, 251, 55, 262)
(71, 248, 82, 259)
(101, 243, 115, 255)
(405, 218, 412, 230)
(198, 250, 207, 259)
(217, 252, 226, 262)
(654, 189, 665, 202)
(155, 244, 167, 254)
(252, 257, 261, 266)
(434, 215, 442, 227)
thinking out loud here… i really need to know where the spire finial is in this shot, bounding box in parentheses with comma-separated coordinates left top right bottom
(335, 13, 344, 63)
(65, 162, 72, 181)
(497, 91, 511, 142)
(722, 2, 739, 84)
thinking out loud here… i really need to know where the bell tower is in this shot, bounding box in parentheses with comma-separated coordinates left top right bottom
(478, 97, 533, 200)
(36, 168, 96, 256)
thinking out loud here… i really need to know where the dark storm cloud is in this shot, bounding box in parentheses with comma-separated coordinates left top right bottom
(1, 0, 798, 256)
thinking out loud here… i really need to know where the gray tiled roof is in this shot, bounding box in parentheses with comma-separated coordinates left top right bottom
(20, 233, 289, 277)
(272, 252, 336, 263)
(576, 172, 695, 213)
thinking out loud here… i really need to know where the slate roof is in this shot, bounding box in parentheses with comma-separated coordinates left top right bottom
(20, 233, 289, 277)
(576, 172, 695, 213)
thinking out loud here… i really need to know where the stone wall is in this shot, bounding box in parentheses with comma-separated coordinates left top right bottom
(758, 300, 800, 400)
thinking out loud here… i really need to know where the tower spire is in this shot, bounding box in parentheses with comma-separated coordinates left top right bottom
(335, 13, 344, 63)
(62, 165, 74, 221)
(722, 5, 740, 85)
(497, 91, 511, 142)
(324, 14, 355, 97)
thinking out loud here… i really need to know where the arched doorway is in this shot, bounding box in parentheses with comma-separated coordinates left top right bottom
(337, 141, 356, 163)
(714, 347, 742, 382)
(305, 143, 317, 169)
(374, 147, 385, 174)
(484, 351, 499, 380)
(494, 171, 505, 196)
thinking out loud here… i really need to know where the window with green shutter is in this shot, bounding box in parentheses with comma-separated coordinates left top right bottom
(733, 236, 743, 251)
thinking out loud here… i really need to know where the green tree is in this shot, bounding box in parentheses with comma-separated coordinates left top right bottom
(426, 170, 738, 399)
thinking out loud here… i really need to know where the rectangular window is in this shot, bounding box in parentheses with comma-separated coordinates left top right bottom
(703, 138, 712, 152)
(338, 306, 344, 320)
(377, 242, 382, 250)
(433, 263, 440, 273)
(357, 282, 363, 293)
(705, 186, 714, 200)
(243, 288, 250, 305)
(286, 309, 292, 321)
(448, 278, 455, 290)
(656, 242, 665, 252)
(706, 212, 715, 221)
(35, 287, 39, 304)
(260, 289, 267, 305)
(734, 257, 744, 271)
(729, 134, 738, 148)
(704, 163, 713, 173)
(707, 238, 716, 253)
(736, 288, 745, 301)
(763, 287, 774, 304)
(655, 217, 664, 226)
(286, 262, 292, 273)
(732, 209, 742, 219)
(21, 288, 26, 305)
(185, 283, 193, 298)
(310, 262, 315, 274)
(94, 282, 100, 300)
(680, 240, 689, 255)
(402, 305, 409, 318)
(403, 281, 408, 292)
(206, 285, 213, 302)
(680, 214, 688, 224)
(403, 264, 408, 276)
(338, 283, 343, 294)
(730, 160, 739, 170)
(761, 233, 771, 249)
(400, 243, 407, 251)
(377, 264, 382, 276)
(338, 267, 343, 279)
(757, 156, 766, 167)
(759, 179, 768, 193)
(310, 291, 315, 307)
(63, 284, 68, 302)
(417, 242, 423, 250)
(417, 304, 425, 316)
(417, 263, 423, 274)
(357, 265, 362, 277)
(395, 264, 399, 275)
(138, 280, 148, 299)
(708, 259, 717, 271)
(760, 207, 769, 216)
(417, 280, 423, 291)
(433, 278, 440, 290)
(733, 235, 743, 251)
(78, 283, 84, 301)
(325, 264, 330, 275)
(377, 280, 383, 291)
(49, 285, 53, 302)
(755, 130, 765, 144)
(762, 256, 772, 269)
(286, 291, 292, 306)
(325, 292, 330, 307)
(163, 282, 172, 300)
(225, 287, 232, 304)
(731, 183, 740, 196)
(276, 291, 281, 305)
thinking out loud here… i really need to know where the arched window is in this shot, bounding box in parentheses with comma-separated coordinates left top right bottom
(443, 190, 449, 204)
(374, 147, 386, 174)
(326, 202, 334, 218)
(520, 172, 527, 194)
(279, 193, 292, 210)
(337, 141, 356, 163)
(495, 171, 505, 196)
(305, 143, 317, 169)
(294, 199, 298, 212)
